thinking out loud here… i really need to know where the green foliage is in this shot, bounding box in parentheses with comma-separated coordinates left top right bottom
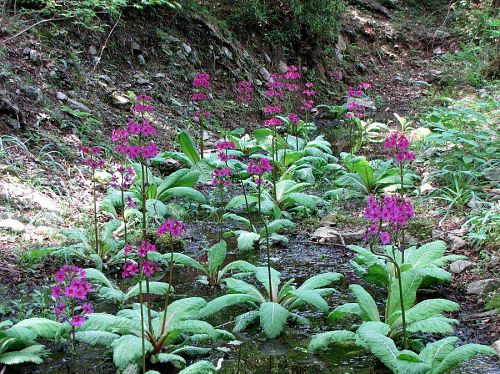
(213, 0, 344, 49)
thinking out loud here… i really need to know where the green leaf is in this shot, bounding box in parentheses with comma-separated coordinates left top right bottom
(259, 302, 289, 339)
(168, 320, 215, 337)
(154, 297, 207, 336)
(396, 299, 460, 328)
(99, 287, 126, 303)
(111, 335, 153, 370)
(155, 352, 186, 366)
(178, 360, 217, 374)
(0, 345, 46, 365)
(407, 316, 457, 334)
(255, 267, 281, 301)
(233, 311, 259, 333)
(125, 281, 173, 301)
(349, 285, 380, 322)
(261, 219, 295, 237)
(386, 270, 422, 324)
(75, 331, 119, 347)
(237, 231, 260, 252)
(395, 350, 431, 374)
(195, 294, 257, 319)
(308, 330, 357, 352)
(419, 337, 459, 367)
(208, 240, 226, 276)
(179, 131, 201, 163)
(357, 324, 398, 372)
(225, 278, 265, 302)
(298, 272, 343, 290)
(10, 318, 62, 339)
(81, 313, 138, 334)
(84, 267, 115, 289)
(405, 241, 447, 268)
(158, 187, 206, 204)
(328, 303, 362, 321)
(219, 260, 256, 278)
(430, 344, 497, 374)
(289, 289, 329, 312)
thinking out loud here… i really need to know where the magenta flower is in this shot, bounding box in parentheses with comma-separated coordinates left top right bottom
(215, 141, 236, 151)
(82, 303, 93, 314)
(138, 241, 156, 257)
(284, 65, 301, 80)
(264, 105, 282, 115)
(142, 260, 159, 277)
(81, 145, 105, 170)
(70, 315, 86, 328)
(384, 133, 415, 163)
(111, 166, 135, 190)
(193, 73, 211, 89)
(264, 118, 282, 127)
(348, 87, 363, 98)
(288, 113, 300, 125)
(157, 219, 187, 238)
(122, 260, 139, 278)
(331, 71, 343, 81)
(359, 82, 372, 90)
(237, 80, 254, 102)
(248, 158, 273, 176)
(211, 166, 232, 186)
(380, 231, 391, 245)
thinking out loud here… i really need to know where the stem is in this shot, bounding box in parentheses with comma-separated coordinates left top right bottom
(399, 163, 405, 263)
(200, 120, 204, 159)
(160, 238, 174, 335)
(258, 186, 273, 303)
(272, 129, 277, 201)
(92, 169, 99, 258)
(138, 266, 146, 374)
(121, 186, 128, 247)
(71, 326, 76, 374)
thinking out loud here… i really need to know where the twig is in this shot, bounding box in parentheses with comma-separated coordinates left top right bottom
(94, 11, 122, 70)
(2, 16, 73, 43)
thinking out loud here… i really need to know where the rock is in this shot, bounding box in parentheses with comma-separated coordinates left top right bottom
(137, 54, 146, 65)
(478, 88, 488, 99)
(155, 73, 166, 79)
(131, 42, 141, 51)
(166, 35, 181, 44)
(254, 79, 263, 86)
(242, 50, 251, 61)
(347, 97, 376, 110)
(137, 77, 150, 85)
(170, 97, 183, 106)
(278, 61, 288, 74)
(111, 92, 130, 108)
(0, 218, 25, 232)
(222, 46, 233, 60)
(29, 49, 39, 62)
(67, 98, 90, 113)
(94, 171, 112, 183)
(493, 340, 500, 357)
(98, 74, 113, 84)
(449, 235, 467, 251)
(0, 98, 25, 130)
(259, 67, 271, 82)
(335, 35, 347, 62)
(0, 181, 59, 211)
(56, 91, 68, 101)
(449, 260, 474, 274)
(393, 75, 406, 83)
(22, 86, 41, 102)
(434, 30, 451, 39)
(356, 62, 368, 72)
(409, 80, 431, 88)
(312, 226, 364, 245)
(88, 45, 97, 55)
(181, 42, 192, 56)
(466, 279, 499, 295)
(432, 229, 444, 238)
(433, 47, 443, 55)
(263, 52, 272, 64)
(422, 147, 441, 158)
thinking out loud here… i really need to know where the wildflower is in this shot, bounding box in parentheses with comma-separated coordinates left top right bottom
(301, 99, 315, 111)
(211, 166, 232, 186)
(81, 145, 105, 169)
(141, 143, 159, 159)
(215, 141, 236, 151)
(303, 82, 316, 97)
(237, 80, 254, 102)
(264, 118, 282, 127)
(54, 302, 66, 317)
(142, 260, 158, 277)
(111, 166, 135, 190)
(288, 113, 300, 125)
(380, 231, 391, 245)
(123, 244, 133, 256)
(284, 65, 301, 80)
(70, 315, 86, 328)
(193, 73, 211, 89)
(331, 71, 343, 81)
(126, 195, 136, 208)
(82, 303, 93, 314)
(347, 87, 363, 98)
(138, 241, 156, 257)
(384, 133, 415, 163)
(359, 82, 372, 90)
(248, 158, 273, 175)
(264, 105, 282, 115)
(122, 260, 139, 278)
(157, 219, 187, 238)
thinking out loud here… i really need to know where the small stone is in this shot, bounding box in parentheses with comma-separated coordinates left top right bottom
(254, 79, 263, 86)
(181, 42, 192, 55)
(223, 46, 233, 60)
(433, 47, 443, 55)
(111, 92, 130, 108)
(347, 97, 376, 110)
(155, 73, 166, 78)
(137, 54, 146, 65)
(278, 61, 288, 74)
(22, 86, 41, 102)
(432, 229, 444, 238)
(131, 42, 141, 51)
(0, 218, 25, 232)
(449, 260, 474, 274)
(242, 50, 251, 61)
(493, 340, 500, 357)
(56, 91, 68, 101)
(67, 98, 90, 113)
(259, 67, 271, 82)
(449, 235, 467, 251)
(423, 147, 441, 158)
(393, 75, 406, 83)
(434, 30, 451, 39)
(466, 279, 499, 295)
(478, 88, 488, 99)
(409, 80, 431, 88)
(170, 97, 183, 106)
(336, 35, 347, 62)
(166, 35, 181, 44)
(263, 52, 272, 64)
(356, 62, 368, 72)
(29, 49, 39, 61)
(137, 78, 150, 85)
(88, 45, 97, 55)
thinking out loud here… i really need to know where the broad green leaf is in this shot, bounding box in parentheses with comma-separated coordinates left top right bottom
(75, 331, 119, 347)
(259, 302, 289, 339)
(225, 278, 265, 302)
(298, 272, 343, 290)
(392, 299, 459, 330)
(237, 231, 260, 252)
(419, 337, 459, 367)
(233, 311, 259, 333)
(11, 318, 62, 339)
(289, 289, 329, 312)
(255, 267, 281, 301)
(158, 187, 206, 204)
(208, 240, 226, 276)
(178, 360, 217, 374)
(0, 345, 46, 365)
(126, 281, 173, 301)
(111, 335, 153, 370)
(430, 344, 497, 374)
(349, 285, 380, 322)
(407, 316, 457, 334)
(84, 267, 115, 289)
(179, 131, 201, 163)
(308, 330, 357, 352)
(357, 324, 398, 372)
(195, 294, 257, 319)
(386, 270, 423, 324)
(81, 313, 138, 334)
(328, 303, 362, 321)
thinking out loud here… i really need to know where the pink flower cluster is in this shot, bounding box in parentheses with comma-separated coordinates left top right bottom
(265, 76, 285, 99)
(216, 140, 236, 162)
(384, 133, 415, 163)
(211, 166, 232, 186)
(345, 101, 365, 119)
(331, 71, 343, 81)
(237, 80, 254, 102)
(363, 224, 392, 245)
(301, 82, 316, 112)
(122, 259, 158, 278)
(247, 158, 273, 175)
(288, 113, 300, 125)
(134, 95, 154, 113)
(81, 146, 104, 170)
(365, 195, 415, 227)
(112, 97, 159, 160)
(138, 240, 156, 257)
(285, 65, 301, 80)
(51, 265, 93, 328)
(111, 166, 135, 190)
(193, 73, 211, 89)
(348, 82, 372, 98)
(264, 105, 282, 115)
(157, 219, 187, 238)
(303, 82, 315, 97)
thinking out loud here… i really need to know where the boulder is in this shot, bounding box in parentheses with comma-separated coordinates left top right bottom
(493, 339, 500, 357)
(181, 42, 192, 56)
(111, 92, 130, 108)
(56, 91, 68, 101)
(0, 218, 25, 232)
(449, 235, 467, 251)
(278, 61, 288, 74)
(259, 67, 271, 82)
(335, 35, 347, 62)
(466, 279, 499, 295)
(449, 260, 474, 274)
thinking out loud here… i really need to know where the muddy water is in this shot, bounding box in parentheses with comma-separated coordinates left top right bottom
(9, 221, 500, 373)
